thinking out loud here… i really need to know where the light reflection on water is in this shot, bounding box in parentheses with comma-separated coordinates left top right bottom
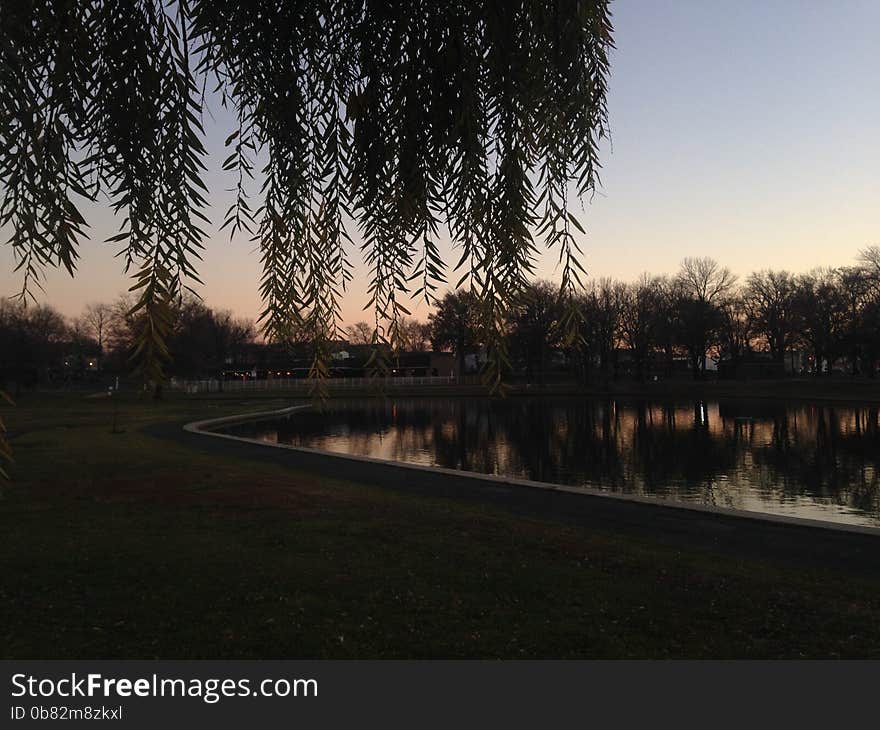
(220, 397, 880, 528)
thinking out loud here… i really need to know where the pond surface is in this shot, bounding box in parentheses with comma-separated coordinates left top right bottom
(219, 397, 880, 528)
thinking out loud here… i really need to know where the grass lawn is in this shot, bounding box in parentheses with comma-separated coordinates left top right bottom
(2, 390, 879, 658)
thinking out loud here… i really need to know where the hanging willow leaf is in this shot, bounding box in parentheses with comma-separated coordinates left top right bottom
(1, 1, 614, 389)
(0, 390, 12, 480)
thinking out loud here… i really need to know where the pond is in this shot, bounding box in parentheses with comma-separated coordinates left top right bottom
(217, 397, 880, 528)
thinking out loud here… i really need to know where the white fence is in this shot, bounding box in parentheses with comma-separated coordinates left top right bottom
(171, 375, 480, 394)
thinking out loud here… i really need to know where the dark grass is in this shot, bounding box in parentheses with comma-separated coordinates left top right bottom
(2, 391, 880, 658)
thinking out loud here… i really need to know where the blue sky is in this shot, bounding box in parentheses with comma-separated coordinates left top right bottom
(2, 0, 878, 324)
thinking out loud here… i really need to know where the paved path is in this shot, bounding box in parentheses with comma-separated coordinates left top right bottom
(146, 418, 880, 576)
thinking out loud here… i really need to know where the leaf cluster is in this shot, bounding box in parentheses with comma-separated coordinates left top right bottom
(2, 1, 614, 390)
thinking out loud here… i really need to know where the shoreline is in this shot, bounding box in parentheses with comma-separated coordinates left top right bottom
(137, 407, 880, 577)
(152, 376, 880, 406)
(182, 404, 880, 537)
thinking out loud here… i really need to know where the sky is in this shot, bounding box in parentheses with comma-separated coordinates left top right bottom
(2, 0, 879, 325)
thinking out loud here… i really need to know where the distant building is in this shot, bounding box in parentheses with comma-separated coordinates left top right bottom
(391, 351, 456, 377)
(717, 354, 785, 380)
(220, 347, 456, 380)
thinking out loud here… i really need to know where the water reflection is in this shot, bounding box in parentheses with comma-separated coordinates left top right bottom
(221, 398, 880, 527)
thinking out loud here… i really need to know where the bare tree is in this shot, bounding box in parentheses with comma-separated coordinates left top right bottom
(837, 266, 873, 376)
(675, 258, 736, 378)
(345, 321, 374, 346)
(570, 278, 625, 384)
(398, 318, 432, 352)
(619, 275, 662, 381)
(104, 295, 137, 357)
(507, 281, 565, 383)
(742, 270, 798, 363)
(650, 276, 681, 378)
(82, 303, 112, 353)
(677, 257, 737, 304)
(858, 245, 880, 294)
(716, 294, 752, 373)
(793, 269, 848, 376)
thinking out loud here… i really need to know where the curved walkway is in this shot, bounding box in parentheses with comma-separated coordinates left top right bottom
(144, 406, 880, 575)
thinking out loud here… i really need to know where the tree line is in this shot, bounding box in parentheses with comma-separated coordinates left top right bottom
(421, 248, 880, 381)
(0, 295, 255, 389)
(5, 247, 880, 388)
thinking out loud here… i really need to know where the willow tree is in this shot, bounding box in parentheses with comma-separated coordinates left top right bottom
(0, 0, 613, 468)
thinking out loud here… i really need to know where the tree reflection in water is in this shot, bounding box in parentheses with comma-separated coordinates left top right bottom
(223, 397, 880, 527)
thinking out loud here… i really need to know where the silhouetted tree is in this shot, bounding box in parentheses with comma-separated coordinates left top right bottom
(507, 281, 565, 383)
(857, 299, 880, 378)
(619, 275, 662, 381)
(678, 257, 737, 304)
(579, 278, 625, 381)
(398, 318, 432, 352)
(716, 294, 752, 374)
(650, 276, 680, 378)
(66, 318, 101, 376)
(345, 322, 375, 346)
(81, 303, 112, 354)
(167, 296, 255, 377)
(793, 270, 847, 376)
(742, 270, 798, 363)
(0, 299, 68, 387)
(858, 246, 880, 294)
(675, 258, 736, 378)
(838, 266, 872, 376)
(102, 296, 139, 372)
(429, 291, 481, 375)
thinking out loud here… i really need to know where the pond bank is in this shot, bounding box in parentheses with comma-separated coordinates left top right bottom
(146, 409, 880, 576)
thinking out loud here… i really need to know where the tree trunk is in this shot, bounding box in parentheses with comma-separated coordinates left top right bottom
(690, 352, 700, 380)
(539, 343, 546, 385)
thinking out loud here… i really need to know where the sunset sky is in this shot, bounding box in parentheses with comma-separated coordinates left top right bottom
(2, 0, 878, 325)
